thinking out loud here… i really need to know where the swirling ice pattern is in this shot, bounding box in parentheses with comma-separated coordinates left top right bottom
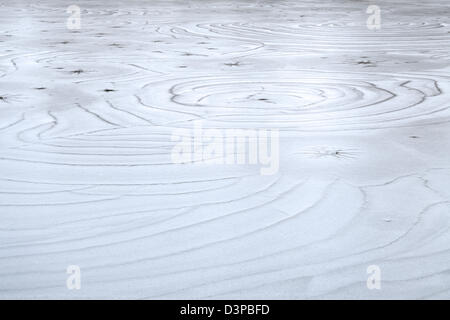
(143, 71, 450, 131)
(0, 0, 450, 299)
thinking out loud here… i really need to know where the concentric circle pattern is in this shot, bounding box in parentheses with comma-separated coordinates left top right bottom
(143, 71, 450, 130)
(0, 0, 450, 299)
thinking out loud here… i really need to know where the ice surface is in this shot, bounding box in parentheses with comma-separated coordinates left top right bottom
(0, 0, 450, 299)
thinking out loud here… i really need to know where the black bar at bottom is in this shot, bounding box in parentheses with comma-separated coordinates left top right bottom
(0, 300, 445, 318)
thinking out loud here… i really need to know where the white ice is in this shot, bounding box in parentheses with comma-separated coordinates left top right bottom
(0, 0, 450, 299)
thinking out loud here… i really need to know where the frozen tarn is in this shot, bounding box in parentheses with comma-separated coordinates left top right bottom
(0, 0, 449, 299)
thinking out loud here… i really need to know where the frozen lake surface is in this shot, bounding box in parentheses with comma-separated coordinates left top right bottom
(1, 0, 450, 299)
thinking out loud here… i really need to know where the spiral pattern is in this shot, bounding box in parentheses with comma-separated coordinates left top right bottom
(0, 0, 450, 299)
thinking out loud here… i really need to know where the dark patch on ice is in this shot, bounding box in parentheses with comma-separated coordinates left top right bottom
(71, 69, 84, 74)
(224, 61, 240, 67)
